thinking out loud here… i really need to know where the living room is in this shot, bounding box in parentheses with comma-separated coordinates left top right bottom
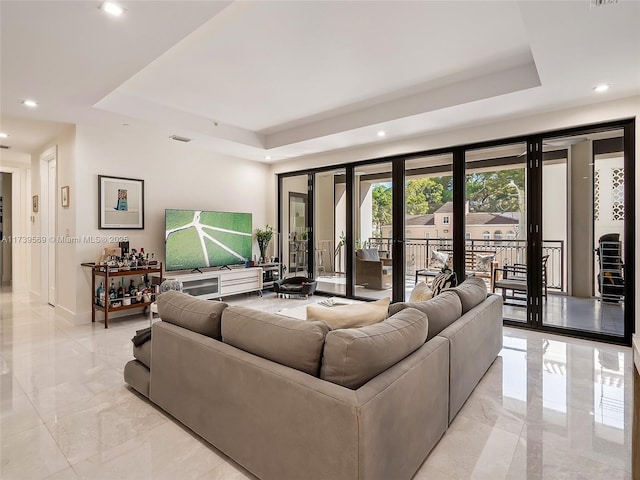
(1, 1, 639, 479)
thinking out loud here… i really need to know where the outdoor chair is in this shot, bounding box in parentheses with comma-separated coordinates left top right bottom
(355, 248, 392, 290)
(492, 255, 549, 305)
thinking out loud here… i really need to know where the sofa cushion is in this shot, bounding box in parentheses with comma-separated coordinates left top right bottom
(409, 281, 433, 302)
(450, 276, 488, 314)
(158, 290, 227, 340)
(356, 248, 381, 261)
(320, 308, 428, 389)
(221, 306, 329, 376)
(133, 340, 151, 368)
(306, 297, 390, 330)
(388, 290, 462, 340)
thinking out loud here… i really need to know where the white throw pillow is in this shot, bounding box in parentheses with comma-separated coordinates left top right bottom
(429, 249, 449, 270)
(306, 297, 390, 330)
(409, 281, 433, 302)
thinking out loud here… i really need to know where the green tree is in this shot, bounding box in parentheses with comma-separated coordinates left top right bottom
(405, 177, 446, 214)
(372, 184, 392, 235)
(466, 169, 524, 212)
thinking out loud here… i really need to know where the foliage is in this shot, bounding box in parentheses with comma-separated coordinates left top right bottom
(372, 185, 392, 233)
(370, 169, 525, 229)
(465, 169, 525, 212)
(255, 225, 274, 243)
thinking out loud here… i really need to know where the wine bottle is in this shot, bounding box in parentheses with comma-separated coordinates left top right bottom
(96, 282, 104, 306)
(108, 280, 116, 301)
(118, 278, 126, 298)
(128, 279, 136, 295)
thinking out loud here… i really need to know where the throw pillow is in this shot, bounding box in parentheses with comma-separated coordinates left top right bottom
(428, 249, 449, 271)
(475, 253, 496, 272)
(430, 271, 457, 296)
(306, 297, 390, 330)
(409, 281, 433, 302)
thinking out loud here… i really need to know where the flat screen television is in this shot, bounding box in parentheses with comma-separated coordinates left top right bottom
(165, 209, 252, 271)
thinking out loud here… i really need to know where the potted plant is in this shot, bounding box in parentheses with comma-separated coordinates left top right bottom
(255, 225, 274, 261)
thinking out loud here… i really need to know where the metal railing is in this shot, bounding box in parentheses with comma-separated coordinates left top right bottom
(368, 237, 565, 292)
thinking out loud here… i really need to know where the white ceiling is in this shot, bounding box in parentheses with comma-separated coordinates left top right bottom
(1, 0, 639, 163)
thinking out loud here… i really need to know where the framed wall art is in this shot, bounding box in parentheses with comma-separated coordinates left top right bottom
(98, 175, 144, 229)
(61, 185, 70, 208)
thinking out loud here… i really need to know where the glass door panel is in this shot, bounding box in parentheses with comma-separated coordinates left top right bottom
(281, 175, 309, 278)
(354, 162, 393, 300)
(314, 169, 346, 296)
(541, 130, 625, 338)
(465, 142, 528, 323)
(404, 154, 453, 300)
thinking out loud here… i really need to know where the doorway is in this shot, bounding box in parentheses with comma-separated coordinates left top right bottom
(40, 147, 57, 306)
(539, 130, 628, 340)
(0, 172, 12, 286)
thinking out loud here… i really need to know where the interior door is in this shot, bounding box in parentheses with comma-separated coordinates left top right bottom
(47, 158, 56, 305)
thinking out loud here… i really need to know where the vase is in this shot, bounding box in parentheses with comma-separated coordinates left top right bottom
(258, 239, 269, 262)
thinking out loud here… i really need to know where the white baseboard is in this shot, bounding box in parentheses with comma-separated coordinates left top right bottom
(29, 290, 42, 302)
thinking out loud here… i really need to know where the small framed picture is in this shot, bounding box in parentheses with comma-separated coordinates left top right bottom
(32, 195, 39, 213)
(61, 186, 70, 208)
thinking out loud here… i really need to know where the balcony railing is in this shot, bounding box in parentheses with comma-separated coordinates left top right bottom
(367, 237, 565, 292)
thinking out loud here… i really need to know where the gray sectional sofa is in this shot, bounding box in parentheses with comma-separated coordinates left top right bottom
(124, 276, 503, 480)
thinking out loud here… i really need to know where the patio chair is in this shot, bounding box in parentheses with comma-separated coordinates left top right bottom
(492, 255, 549, 305)
(355, 248, 392, 290)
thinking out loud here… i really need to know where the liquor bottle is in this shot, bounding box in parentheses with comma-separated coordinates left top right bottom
(108, 280, 116, 301)
(96, 282, 104, 306)
(128, 279, 136, 295)
(118, 278, 126, 298)
(138, 275, 145, 293)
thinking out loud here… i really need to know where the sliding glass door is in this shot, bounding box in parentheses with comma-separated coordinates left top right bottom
(353, 162, 393, 300)
(540, 129, 627, 340)
(465, 142, 528, 323)
(404, 154, 454, 298)
(314, 169, 346, 296)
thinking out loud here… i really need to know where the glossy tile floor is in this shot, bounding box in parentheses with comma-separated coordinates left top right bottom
(0, 288, 633, 479)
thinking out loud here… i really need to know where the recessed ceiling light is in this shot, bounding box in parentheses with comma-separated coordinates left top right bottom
(265, 155, 272, 160)
(594, 84, 610, 93)
(22, 99, 38, 108)
(377, 131, 386, 138)
(100, 1, 125, 17)
(0, 133, 8, 139)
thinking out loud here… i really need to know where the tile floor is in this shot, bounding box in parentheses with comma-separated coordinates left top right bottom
(0, 288, 633, 479)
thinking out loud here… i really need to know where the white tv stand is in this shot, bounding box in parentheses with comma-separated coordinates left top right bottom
(165, 267, 263, 300)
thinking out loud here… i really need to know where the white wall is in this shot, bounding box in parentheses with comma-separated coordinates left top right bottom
(70, 124, 271, 323)
(28, 124, 271, 324)
(271, 95, 640, 336)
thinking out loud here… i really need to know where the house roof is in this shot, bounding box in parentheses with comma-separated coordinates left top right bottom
(1, 1, 638, 160)
(404, 212, 518, 227)
(434, 202, 454, 214)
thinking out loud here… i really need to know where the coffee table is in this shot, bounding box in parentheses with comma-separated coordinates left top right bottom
(278, 297, 361, 320)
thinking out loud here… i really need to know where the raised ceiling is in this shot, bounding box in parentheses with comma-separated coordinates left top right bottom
(1, 1, 639, 162)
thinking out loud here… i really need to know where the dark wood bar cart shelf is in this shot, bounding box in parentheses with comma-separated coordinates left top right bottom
(82, 263, 163, 328)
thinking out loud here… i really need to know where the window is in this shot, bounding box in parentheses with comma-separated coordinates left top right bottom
(465, 232, 471, 240)
(442, 216, 450, 225)
(494, 230, 503, 246)
(483, 231, 490, 245)
(506, 230, 515, 240)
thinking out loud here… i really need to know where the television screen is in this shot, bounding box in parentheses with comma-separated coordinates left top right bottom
(165, 209, 252, 271)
